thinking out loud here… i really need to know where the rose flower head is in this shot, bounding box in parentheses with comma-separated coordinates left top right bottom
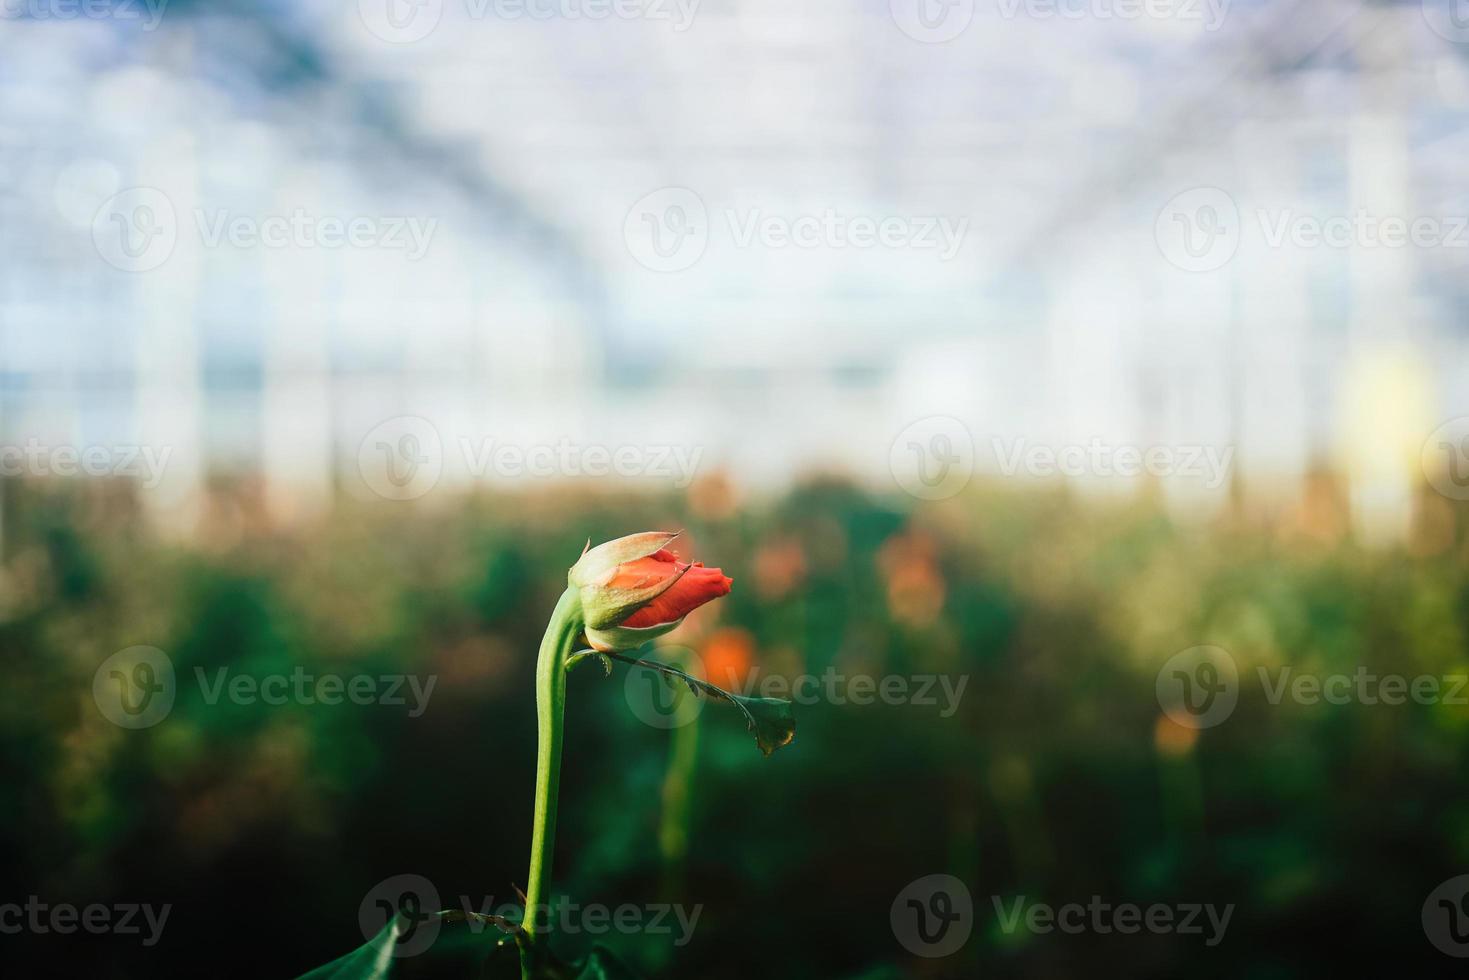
(569, 531, 732, 653)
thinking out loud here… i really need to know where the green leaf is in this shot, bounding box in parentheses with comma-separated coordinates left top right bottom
(566, 649, 613, 677)
(520, 938, 643, 980)
(297, 911, 517, 980)
(605, 652, 796, 757)
(295, 911, 641, 980)
(568, 947, 643, 980)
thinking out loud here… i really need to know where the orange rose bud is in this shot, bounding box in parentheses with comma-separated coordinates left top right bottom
(572, 532, 732, 651)
(618, 556, 731, 628)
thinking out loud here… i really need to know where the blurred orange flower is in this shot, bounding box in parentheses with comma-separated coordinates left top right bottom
(701, 627, 757, 690)
(878, 528, 946, 627)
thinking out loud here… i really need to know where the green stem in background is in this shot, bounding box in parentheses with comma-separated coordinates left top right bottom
(523, 586, 583, 943)
(658, 697, 700, 901)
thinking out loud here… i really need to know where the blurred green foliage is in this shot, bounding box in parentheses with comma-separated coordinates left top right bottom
(2, 477, 1467, 978)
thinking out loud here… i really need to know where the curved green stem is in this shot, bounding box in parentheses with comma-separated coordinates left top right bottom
(523, 586, 583, 942)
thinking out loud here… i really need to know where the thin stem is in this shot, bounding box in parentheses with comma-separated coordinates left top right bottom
(523, 586, 583, 942)
(658, 703, 699, 900)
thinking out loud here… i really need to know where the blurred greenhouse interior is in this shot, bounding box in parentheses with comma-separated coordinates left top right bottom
(3, 0, 1469, 532)
(4, 0, 1469, 977)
